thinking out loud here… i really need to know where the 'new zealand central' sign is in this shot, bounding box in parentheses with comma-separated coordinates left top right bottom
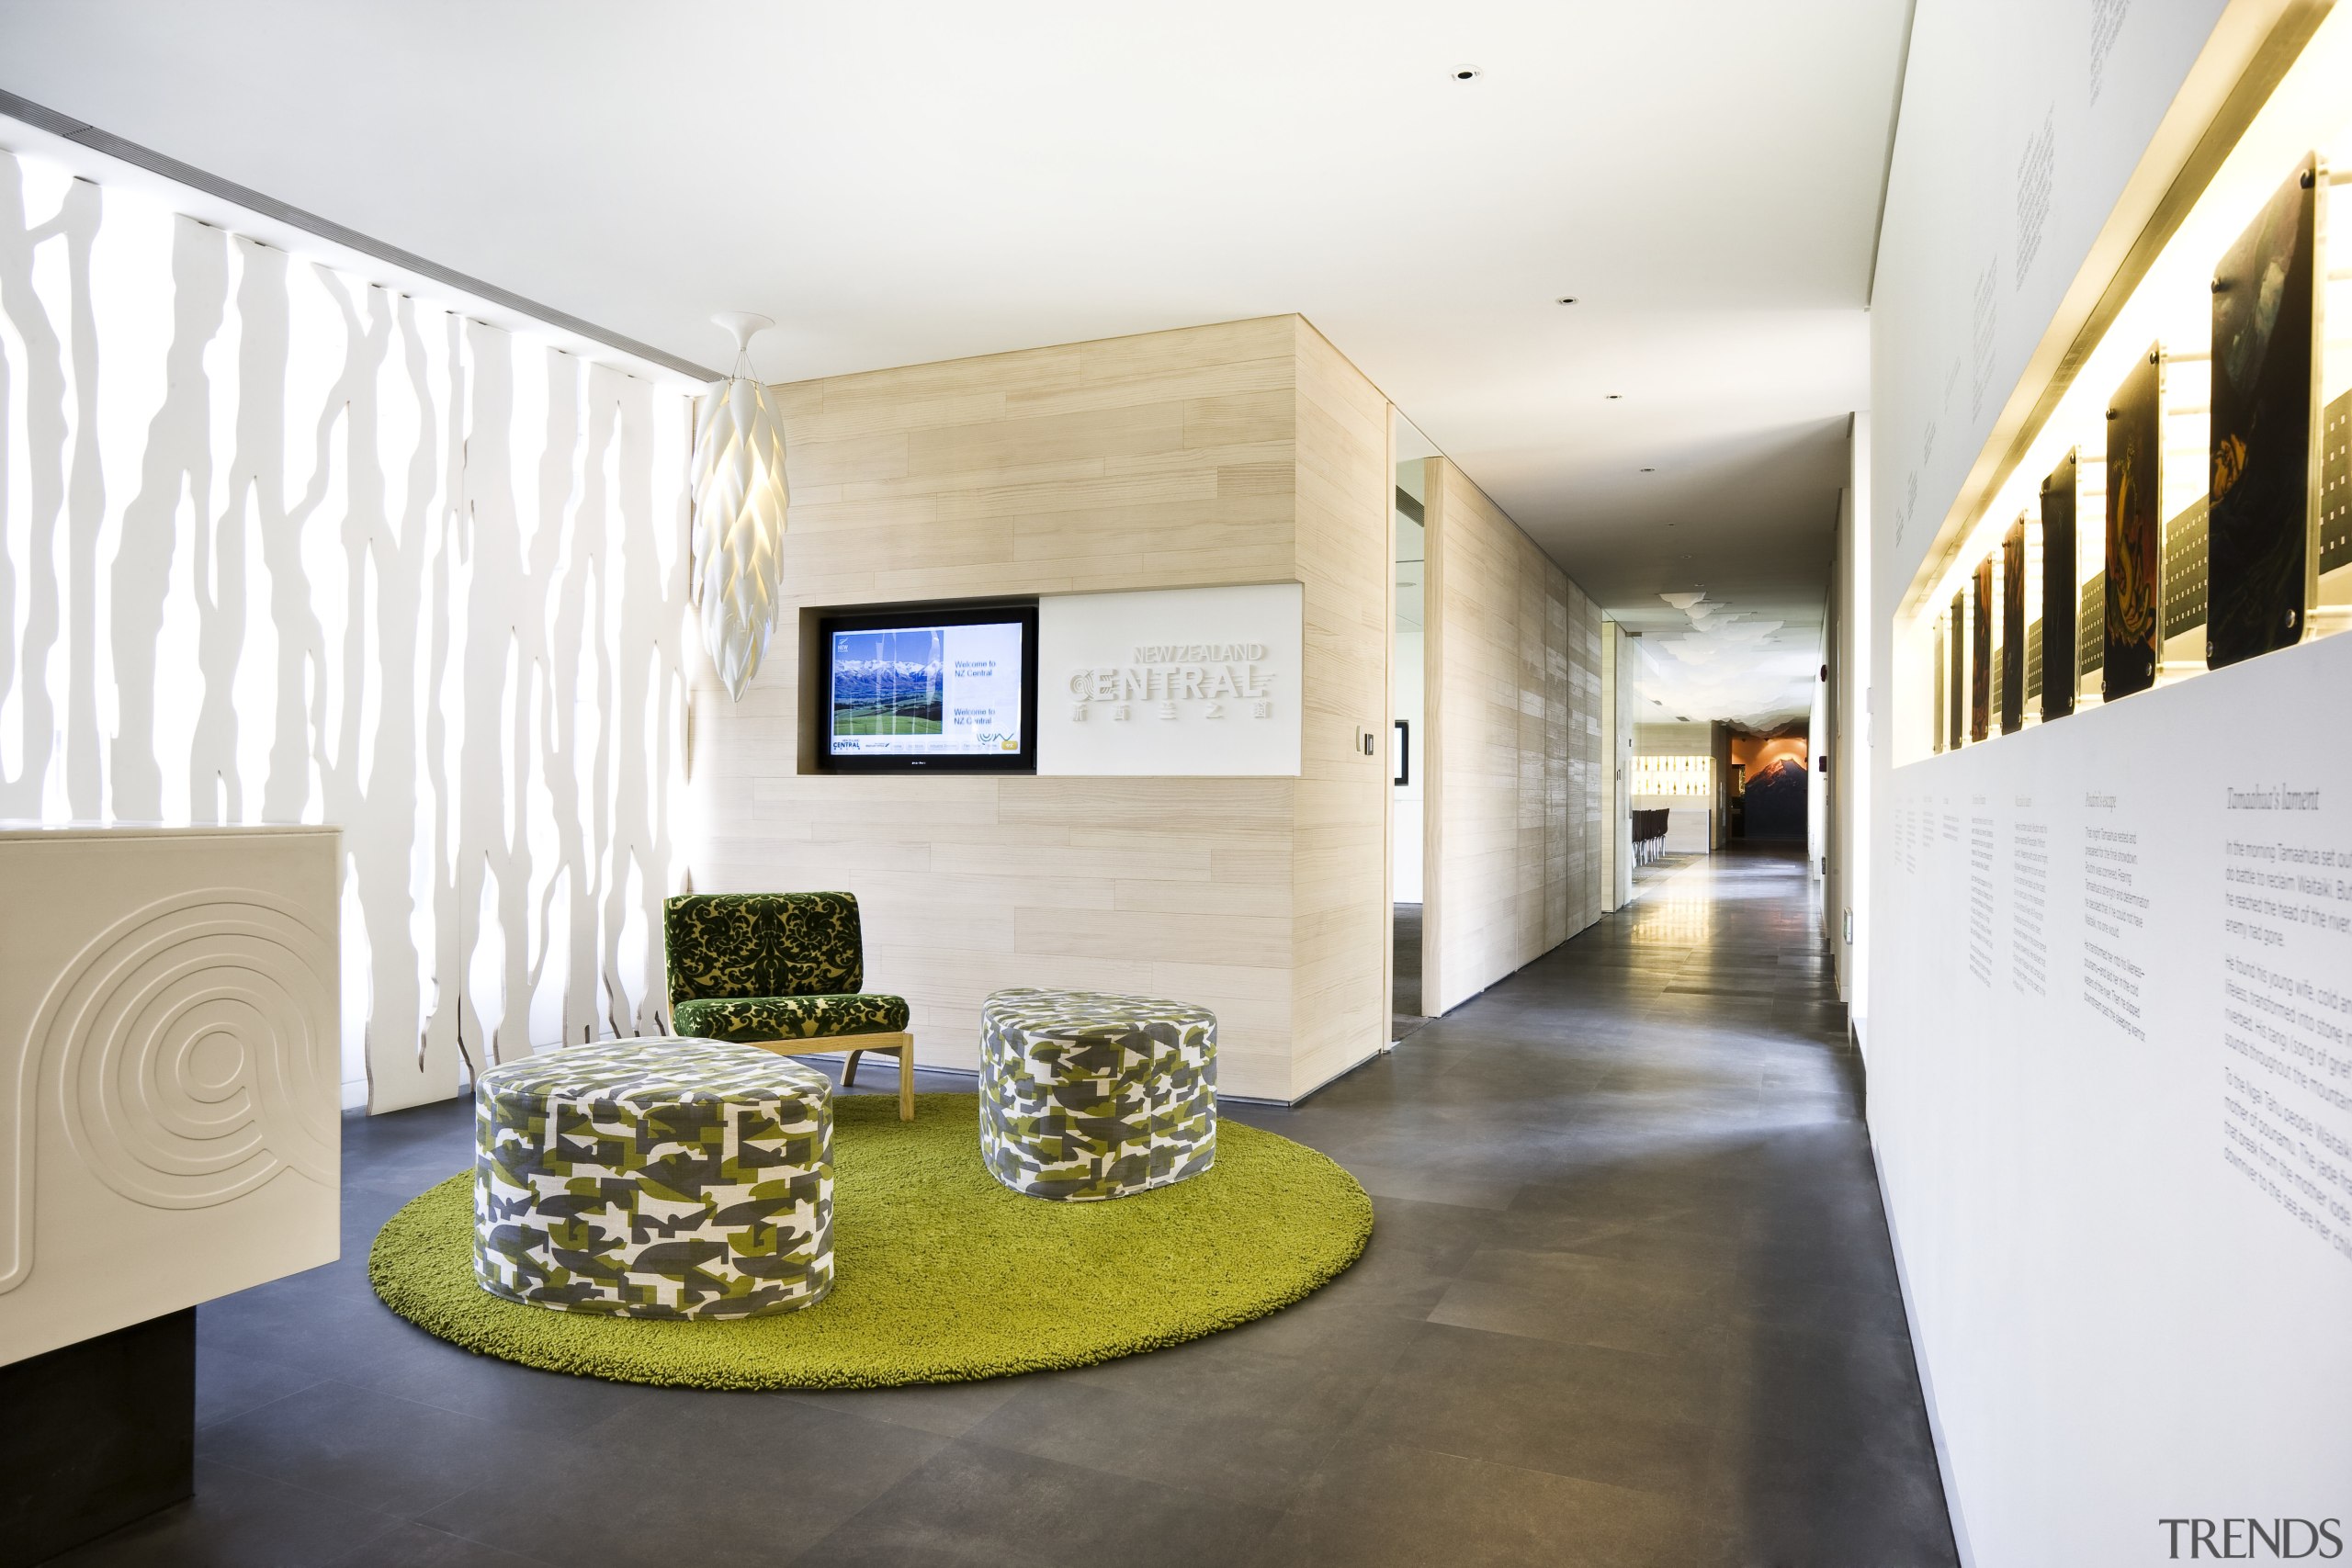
(1039, 584, 1303, 776)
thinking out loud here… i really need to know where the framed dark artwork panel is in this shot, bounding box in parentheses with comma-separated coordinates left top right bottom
(2041, 449, 2077, 719)
(1948, 590, 1965, 748)
(2208, 153, 2321, 668)
(2105, 345, 2164, 700)
(2001, 517, 2027, 734)
(1971, 556, 1992, 743)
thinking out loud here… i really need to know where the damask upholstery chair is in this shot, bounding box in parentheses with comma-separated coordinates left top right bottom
(662, 892, 915, 1120)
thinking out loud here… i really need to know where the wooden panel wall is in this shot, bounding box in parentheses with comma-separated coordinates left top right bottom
(1571, 591, 1604, 930)
(1600, 619, 1634, 910)
(1634, 721, 1714, 750)
(1542, 564, 1570, 952)
(1290, 323, 1394, 1098)
(690, 316, 1388, 1102)
(1420, 457, 1603, 1015)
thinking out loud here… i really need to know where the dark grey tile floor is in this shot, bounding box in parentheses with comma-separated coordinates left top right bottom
(55, 843, 1956, 1567)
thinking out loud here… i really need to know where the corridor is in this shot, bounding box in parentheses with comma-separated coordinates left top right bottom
(1259, 843, 1957, 1564)
(75, 845, 1955, 1568)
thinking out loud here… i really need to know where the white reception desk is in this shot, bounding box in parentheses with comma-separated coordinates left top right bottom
(0, 825, 342, 1367)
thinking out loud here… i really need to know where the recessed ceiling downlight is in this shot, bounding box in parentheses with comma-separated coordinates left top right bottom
(1452, 63, 1483, 81)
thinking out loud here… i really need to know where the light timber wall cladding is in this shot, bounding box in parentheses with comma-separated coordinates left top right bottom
(1599, 619, 1633, 911)
(1419, 456, 1603, 1016)
(1574, 593, 1603, 923)
(690, 316, 1391, 1102)
(0, 151, 695, 1113)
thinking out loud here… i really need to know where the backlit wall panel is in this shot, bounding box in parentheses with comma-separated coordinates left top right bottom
(0, 150, 695, 1111)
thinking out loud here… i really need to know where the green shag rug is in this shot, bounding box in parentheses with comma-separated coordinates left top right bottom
(369, 1092, 1372, 1389)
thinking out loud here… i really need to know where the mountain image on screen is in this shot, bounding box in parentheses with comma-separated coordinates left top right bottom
(832, 627, 945, 735)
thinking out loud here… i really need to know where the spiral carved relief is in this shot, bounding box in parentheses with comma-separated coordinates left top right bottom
(0, 890, 337, 1295)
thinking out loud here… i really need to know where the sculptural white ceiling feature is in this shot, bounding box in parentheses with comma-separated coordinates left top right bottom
(1631, 590, 1821, 730)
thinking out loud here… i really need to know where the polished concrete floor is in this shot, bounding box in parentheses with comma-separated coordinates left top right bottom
(58, 844, 1956, 1567)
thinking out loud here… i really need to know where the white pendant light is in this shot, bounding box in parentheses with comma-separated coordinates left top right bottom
(691, 311, 790, 701)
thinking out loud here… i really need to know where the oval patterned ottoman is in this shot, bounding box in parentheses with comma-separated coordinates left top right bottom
(978, 988, 1217, 1201)
(473, 1037, 833, 1318)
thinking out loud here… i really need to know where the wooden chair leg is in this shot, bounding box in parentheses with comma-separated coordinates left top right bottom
(746, 1034, 909, 1113)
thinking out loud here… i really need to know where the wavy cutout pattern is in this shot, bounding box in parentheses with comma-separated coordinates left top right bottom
(0, 151, 695, 1111)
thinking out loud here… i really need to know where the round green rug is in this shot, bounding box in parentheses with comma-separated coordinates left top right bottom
(369, 1091, 1372, 1389)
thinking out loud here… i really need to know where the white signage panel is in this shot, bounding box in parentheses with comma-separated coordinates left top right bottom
(1038, 583, 1303, 777)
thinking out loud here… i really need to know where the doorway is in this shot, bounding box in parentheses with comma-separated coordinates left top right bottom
(1391, 415, 1437, 1037)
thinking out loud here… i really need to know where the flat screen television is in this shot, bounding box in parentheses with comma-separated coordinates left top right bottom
(818, 602, 1039, 772)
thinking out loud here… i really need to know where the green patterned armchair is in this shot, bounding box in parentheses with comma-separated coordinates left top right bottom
(663, 892, 916, 1120)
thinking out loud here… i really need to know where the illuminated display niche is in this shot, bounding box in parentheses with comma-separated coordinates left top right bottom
(1905, 14, 2352, 760)
(1632, 755, 1713, 797)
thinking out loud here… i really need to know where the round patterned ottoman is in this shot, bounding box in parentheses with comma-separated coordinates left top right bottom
(978, 988, 1217, 1201)
(472, 1037, 833, 1318)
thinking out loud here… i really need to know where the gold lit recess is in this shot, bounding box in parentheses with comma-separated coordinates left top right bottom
(1902, 9, 2352, 762)
(1633, 755, 1713, 797)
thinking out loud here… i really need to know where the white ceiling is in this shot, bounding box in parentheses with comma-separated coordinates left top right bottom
(0, 0, 1907, 725)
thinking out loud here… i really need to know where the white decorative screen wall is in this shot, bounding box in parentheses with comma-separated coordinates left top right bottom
(0, 149, 695, 1111)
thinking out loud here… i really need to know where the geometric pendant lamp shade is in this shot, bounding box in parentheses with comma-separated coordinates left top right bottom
(690, 313, 790, 702)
